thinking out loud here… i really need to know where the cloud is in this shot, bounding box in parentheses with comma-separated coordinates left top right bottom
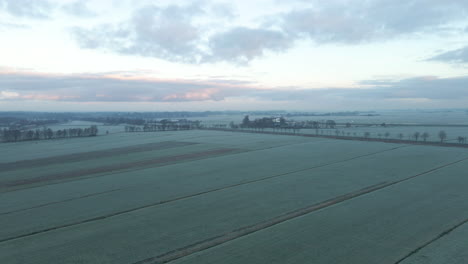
(1, 69, 467, 108)
(428, 46, 468, 63)
(69, 0, 468, 65)
(258, 75, 468, 102)
(0, 0, 53, 19)
(0, 90, 19, 99)
(204, 27, 291, 64)
(61, 1, 96, 17)
(72, 3, 206, 63)
(0, 70, 254, 102)
(71, 2, 293, 64)
(280, 0, 468, 44)
(208, 2, 237, 19)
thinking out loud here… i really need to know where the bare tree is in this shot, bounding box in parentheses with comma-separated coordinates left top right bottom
(326, 120, 336, 129)
(413, 132, 420, 141)
(242, 115, 250, 128)
(438, 130, 447, 143)
(384, 132, 390, 139)
(421, 132, 429, 142)
(398, 133, 404, 140)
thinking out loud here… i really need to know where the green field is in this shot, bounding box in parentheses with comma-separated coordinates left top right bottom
(1, 130, 467, 264)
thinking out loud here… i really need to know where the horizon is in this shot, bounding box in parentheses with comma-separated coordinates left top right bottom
(0, 108, 466, 114)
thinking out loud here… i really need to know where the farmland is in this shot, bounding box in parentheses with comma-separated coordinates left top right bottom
(1, 130, 467, 264)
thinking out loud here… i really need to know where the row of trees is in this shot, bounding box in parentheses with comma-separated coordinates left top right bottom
(124, 119, 202, 132)
(0, 125, 98, 143)
(329, 130, 468, 144)
(0, 117, 61, 128)
(222, 119, 468, 145)
(238, 115, 338, 129)
(236, 116, 467, 144)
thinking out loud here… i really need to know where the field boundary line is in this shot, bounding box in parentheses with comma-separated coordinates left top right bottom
(0, 188, 122, 216)
(132, 155, 468, 264)
(0, 145, 405, 243)
(394, 219, 468, 264)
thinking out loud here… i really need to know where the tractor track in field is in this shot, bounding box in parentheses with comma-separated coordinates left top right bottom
(0, 141, 198, 172)
(0, 144, 408, 244)
(132, 155, 468, 264)
(0, 148, 240, 191)
(0, 188, 122, 216)
(394, 218, 468, 264)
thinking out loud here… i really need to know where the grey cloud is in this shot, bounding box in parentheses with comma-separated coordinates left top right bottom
(428, 46, 468, 63)
(72, 24, 131, 50)
(204, 27, 291, 64)
(62, 1, 96, 17)
(0, 72, 249, 102)
(2, 71, 468, 104)
(250, 75, 468, 103)
(281, 0, 468, 44)
(0, 0, 53, 19)
(70, 0, 468, 65)
(72, 3, 205, 63)
(72, 3, 291, 64)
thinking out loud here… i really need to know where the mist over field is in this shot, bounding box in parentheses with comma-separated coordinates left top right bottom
(1, 1, 468, 264)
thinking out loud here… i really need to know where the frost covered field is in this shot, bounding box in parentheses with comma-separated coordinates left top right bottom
(1, 130, 467, 264)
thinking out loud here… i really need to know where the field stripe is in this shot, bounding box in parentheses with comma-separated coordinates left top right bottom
(0, 188, 121, 216)
(394, 218, 468, 264)
(0, 141, 198, 172)
(0, 148, 239, 190)
(0, 139, 330, 194)
(0, 145, 410, 244)
(132, 156, 468, 264)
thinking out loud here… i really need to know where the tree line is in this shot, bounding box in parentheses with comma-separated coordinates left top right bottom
(236, 115, 338, 130)
(315, 129, 466, 144)
(0, 125, 98, 143)
(125, 119, 202, 132)
(221, 116, 468, 145)
(0, 117, 61, 128)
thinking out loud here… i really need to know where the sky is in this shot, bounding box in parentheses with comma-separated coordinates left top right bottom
(1, 0, 468, 111)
